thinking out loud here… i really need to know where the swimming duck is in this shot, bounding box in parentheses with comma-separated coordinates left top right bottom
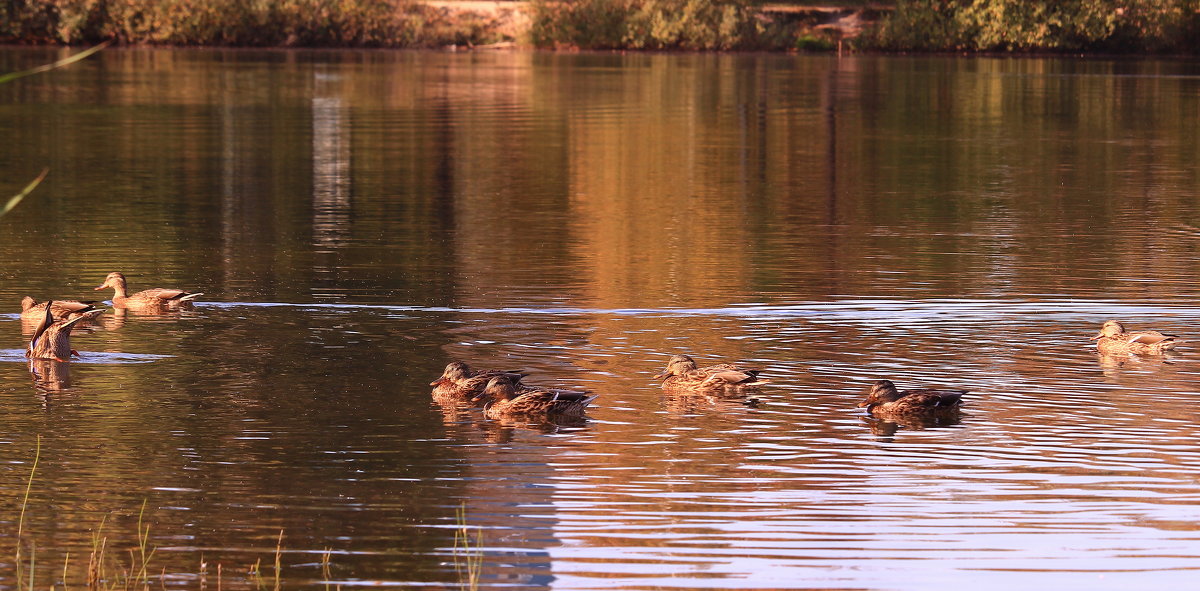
(653, 354, 765, 396)
(472, 375, 596, 420)
(430, 361, 526, 400)
(857, 380, 965, 419)
(20, 296, 102, 321)
(94, 272, 202, 309)
(26, 301, 104, 361)
(1092, 320, 1179, 355)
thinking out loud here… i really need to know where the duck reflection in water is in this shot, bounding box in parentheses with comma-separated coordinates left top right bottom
(858, 380, 966, 427)
(1096, 350, 1178, 382)
(862, 412, 963, 437)
(653, 354, 767, 397)
(29, 358, 72, 394)
(664, 392, 761, 415)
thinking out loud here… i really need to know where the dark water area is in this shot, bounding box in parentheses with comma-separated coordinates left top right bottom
(1, 47, 1200, 589)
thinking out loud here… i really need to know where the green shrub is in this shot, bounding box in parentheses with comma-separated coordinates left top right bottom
(795, 33, 835, 51)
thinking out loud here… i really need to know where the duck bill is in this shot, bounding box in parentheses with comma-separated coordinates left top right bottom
(93, 284, 105, 290)
(856, 400, 871, 408)
(430, 377, 447, 387)
(1089, 333, 1102, 341)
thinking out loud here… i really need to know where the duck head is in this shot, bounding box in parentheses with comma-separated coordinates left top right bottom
(857, 379, 902, 408)
(653, 354, 697, 380)
(474, 374, 518, 403)
(1091, 320, 1125, 340)
(431, 361, 471, 386)
(94, 272, 126, 291)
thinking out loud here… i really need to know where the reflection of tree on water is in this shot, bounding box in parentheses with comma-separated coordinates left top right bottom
(312, 68, 352, 250)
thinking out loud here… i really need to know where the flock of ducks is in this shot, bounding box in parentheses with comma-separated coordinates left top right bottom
(22, 272, 201, 362)
(432, 319, 1182, 426)
(16, 275, 1182, 425)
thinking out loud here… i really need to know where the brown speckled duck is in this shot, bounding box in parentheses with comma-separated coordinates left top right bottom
(20, 296, 102, 321)
(430, 361, 526, 400)
(472, 375, 596, 420)
(94, 272, 202, 310)
(857, 380, 965, 419)
(26, 301, 104, 361)
(1092, 320, 1179, 355)
(653, 354, 765, 396)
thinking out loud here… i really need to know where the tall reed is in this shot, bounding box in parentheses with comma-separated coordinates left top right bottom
(453, 504, 482, 591)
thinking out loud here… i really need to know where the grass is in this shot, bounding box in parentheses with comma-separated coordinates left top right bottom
(8, 442, 486, 589)
(12, 439, 167, 590)
(453, 504, 483, 591)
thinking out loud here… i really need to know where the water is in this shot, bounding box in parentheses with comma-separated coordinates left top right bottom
(1, 47, 1200, 589)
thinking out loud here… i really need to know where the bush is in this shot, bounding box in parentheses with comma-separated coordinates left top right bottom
(529, 0, 784, 50)
(0, 0, 484, 47)
(864, 0, 1200, 53)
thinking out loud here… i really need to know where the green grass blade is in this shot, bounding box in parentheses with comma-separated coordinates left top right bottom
(2, 168, 48, 217)
(0, 41, 111, 85)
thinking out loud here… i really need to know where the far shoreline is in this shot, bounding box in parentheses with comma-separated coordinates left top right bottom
(1, 1, 1196, 55)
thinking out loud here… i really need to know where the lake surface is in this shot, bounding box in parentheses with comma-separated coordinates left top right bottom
(2, 47, 1200, 589)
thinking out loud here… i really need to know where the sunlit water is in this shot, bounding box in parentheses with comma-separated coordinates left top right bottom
(1, 48, 1200, 589)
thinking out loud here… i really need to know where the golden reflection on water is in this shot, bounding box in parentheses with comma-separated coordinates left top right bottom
(2, 47, 1200, 589)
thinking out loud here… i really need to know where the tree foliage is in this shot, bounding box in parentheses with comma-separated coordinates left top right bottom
(529, 0, 785, 50)
(865, 0, 1200, 52)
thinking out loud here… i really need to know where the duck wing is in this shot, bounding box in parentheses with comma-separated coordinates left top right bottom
(703, 369, 763, 386)
(1127, 331, 1176, 345)
(904, 389, 966, 406)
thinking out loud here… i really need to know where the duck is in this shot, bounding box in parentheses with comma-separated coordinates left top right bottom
(472, 375, 596, 420)
(20, 296, 102, 321)
(430, 361, 526, 400)
(653, 354, 765, 396)
(94, 272, 202, 310)
(1092, 320, 1179, 355)
(26, 301, 104, 361)
(857, 380, 965, 419)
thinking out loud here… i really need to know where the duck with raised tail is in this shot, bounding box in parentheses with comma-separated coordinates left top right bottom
(26, 301, 104, 362)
